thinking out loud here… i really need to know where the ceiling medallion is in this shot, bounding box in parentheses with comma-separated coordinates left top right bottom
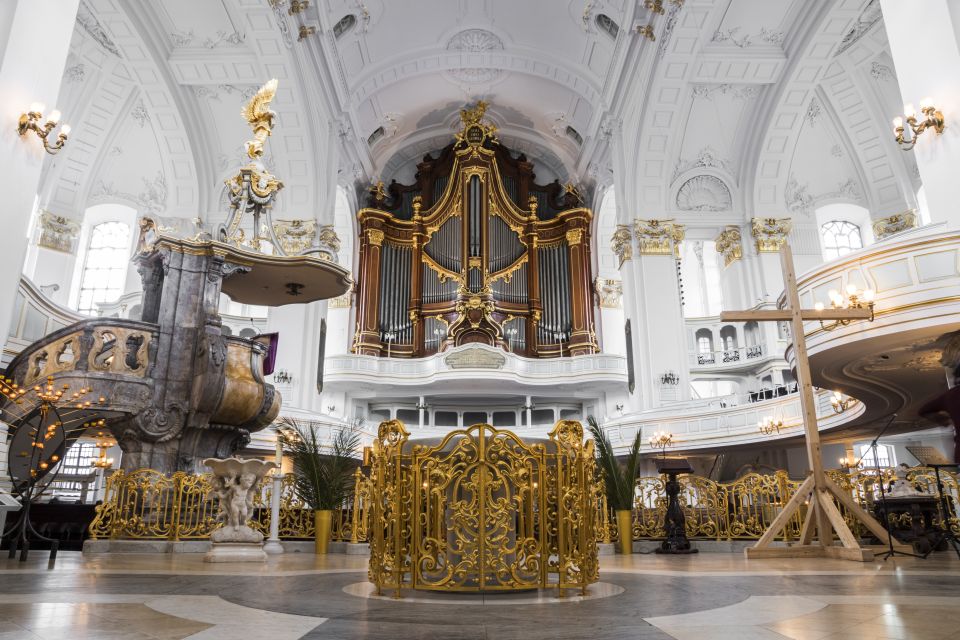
(676, 175, 732, 212)
(446, 29, 504, 85)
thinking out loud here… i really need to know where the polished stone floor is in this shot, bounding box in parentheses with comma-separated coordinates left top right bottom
(0, 551, 956, 639)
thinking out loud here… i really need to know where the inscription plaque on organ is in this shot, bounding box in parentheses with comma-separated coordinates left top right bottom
(353, 102, 597, 358)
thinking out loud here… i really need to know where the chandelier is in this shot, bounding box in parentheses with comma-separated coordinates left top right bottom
(758, 416, 782, 435)
(830, 391, 856, 414)
(648, 430, 674, 456)
(813, 284, 874, 330)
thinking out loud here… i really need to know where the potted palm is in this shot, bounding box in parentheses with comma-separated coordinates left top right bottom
(279, 417, 360, 554)
(588, 415, 642, 555)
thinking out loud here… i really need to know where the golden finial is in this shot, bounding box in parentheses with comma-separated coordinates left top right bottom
(454, 101, 498, 148)
(242, 78, 278, 160)
(459, 101, 489, 127)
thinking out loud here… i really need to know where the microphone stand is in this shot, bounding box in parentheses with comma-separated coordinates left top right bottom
(856, 413, 922, 561)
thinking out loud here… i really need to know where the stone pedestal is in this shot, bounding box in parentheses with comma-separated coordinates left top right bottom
(205, 542, 268, 563)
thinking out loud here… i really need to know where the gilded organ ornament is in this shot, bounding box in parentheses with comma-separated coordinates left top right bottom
(751, 217, 792, 253)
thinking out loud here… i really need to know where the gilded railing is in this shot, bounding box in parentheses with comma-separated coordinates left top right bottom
(597, 468, 960, 543)
(368, 420, 599, 596)
(89, 467, 374, 542)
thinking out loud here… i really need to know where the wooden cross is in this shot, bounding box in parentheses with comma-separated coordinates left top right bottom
(721, 243, 903, 562)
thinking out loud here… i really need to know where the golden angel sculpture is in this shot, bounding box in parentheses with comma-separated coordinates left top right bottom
(243, 78, 278, 160)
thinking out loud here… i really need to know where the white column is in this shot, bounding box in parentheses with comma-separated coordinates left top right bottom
(0, 0, 80, 349)
(524, 395, 532, 428)
(881, 0, 960, 226)
(418, 395, 425, 429)
(264, 435, 283, 554)
(629, 250, 690, 408)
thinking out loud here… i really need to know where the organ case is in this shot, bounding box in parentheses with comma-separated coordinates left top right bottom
(353, 103, 597, 358)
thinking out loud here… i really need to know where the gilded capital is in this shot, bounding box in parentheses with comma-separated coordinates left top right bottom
(565, 229, 583, 246)
(714, 226, 743, 268)
(366, 228, 384, 247)
(634, 219, 684, 257)
(595, 278, 623, 309)
(872, 210, 918, 240)
(611, 224, 632, 268)
(750, 217, 792, 253)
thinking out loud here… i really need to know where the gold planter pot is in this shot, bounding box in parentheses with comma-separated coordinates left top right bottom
(616, 510, 633, 555)
(314, 509, 332, 554)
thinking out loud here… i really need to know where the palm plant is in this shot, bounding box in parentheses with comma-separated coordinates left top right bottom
(587, 415, 642, 511)
(278, 417, 361, 510)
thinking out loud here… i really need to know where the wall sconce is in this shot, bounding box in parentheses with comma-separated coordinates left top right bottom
(659, 371, 680, 386)
(17, 104, 70, 155)
(831, 391, 856, 414)
(758, 416, 782, 435)
(813, 284, 874, 331)
(273, 369, 292, 384)
(893, 98, 945, 150)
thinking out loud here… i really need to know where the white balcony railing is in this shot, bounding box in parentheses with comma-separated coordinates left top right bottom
(603, 388, 859, 453)
(690, 343, 769, 367)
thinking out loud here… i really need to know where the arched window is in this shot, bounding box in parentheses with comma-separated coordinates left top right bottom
(697, 336, 711, 353)
(333, 14, 356, 39)
(77, 221, 131, 315)
(595, 14, 619, 39)
(820, 220, 862, 260)
(857, 443, 895, 468)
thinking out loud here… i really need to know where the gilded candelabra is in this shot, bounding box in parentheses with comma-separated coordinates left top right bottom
(0, 375, 106, 563)
(813, 284, 875, 331)
(893, 98, 945, 151)
(17, 104, 70, 155)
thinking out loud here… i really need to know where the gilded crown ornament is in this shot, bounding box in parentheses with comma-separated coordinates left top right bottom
(454, 100, 498, 148)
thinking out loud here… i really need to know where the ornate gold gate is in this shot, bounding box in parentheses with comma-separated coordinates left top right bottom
(368, 420, 598, 596)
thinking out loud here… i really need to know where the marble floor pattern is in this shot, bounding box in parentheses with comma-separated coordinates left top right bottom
(0, 552, 955, 639)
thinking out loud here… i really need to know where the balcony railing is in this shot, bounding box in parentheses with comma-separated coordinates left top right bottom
(692, 343, 767, 367)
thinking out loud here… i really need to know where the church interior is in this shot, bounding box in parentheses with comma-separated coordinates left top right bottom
(1, 0, 960, 638)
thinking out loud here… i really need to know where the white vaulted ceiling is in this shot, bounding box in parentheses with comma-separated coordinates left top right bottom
(314, 0, 643, 183)
(33, 0, 916, 238)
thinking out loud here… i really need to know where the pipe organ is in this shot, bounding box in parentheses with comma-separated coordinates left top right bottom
(353, 102, 597, 358)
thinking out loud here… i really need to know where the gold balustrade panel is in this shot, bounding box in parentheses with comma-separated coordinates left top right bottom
(89, 464, 959, 548)
(367, 420, 599, 596)
(89, 467, 373, 542)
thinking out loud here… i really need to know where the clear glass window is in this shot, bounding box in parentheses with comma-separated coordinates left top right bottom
(697, 336, 712, 354)
(78, 221, 131, 315)
(820, 220, 863, 261)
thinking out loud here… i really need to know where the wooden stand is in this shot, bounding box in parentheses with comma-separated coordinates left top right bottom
(721, 244, 895, 562)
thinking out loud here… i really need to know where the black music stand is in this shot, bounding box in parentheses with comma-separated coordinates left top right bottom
(859, 419, 922, 561)
(654, 458, 698, 554)
(907, 446, 960, 560)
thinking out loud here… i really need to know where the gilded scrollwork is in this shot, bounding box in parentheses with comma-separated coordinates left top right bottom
(634, 219, 685, 256)
(715, 225, 743, 267)
(611, 224, 632, 268)
(872, 211, 919, 239)
(751, 217, 792, 253)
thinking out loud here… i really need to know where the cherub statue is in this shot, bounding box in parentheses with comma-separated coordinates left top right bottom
(203, 458, 276, 547)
